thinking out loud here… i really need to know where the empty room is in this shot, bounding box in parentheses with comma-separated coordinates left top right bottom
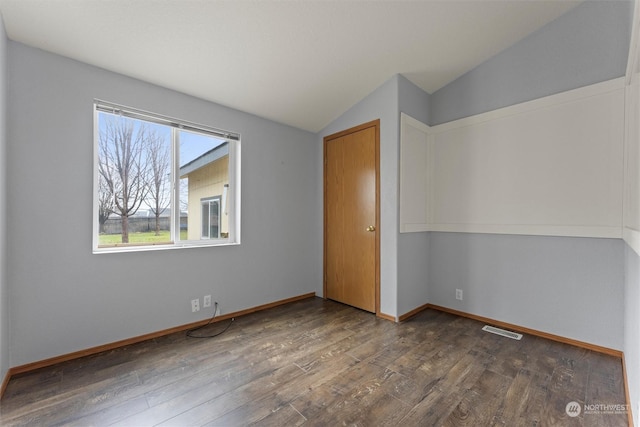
(0, 0, 639, 426)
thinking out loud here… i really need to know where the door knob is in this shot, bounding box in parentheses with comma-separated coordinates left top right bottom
(366, 225, 376, 232)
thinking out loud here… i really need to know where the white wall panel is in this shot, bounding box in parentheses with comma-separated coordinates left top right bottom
(399, 113, 430, 232)
(401, 79, 626, 239)
(624, 76, 640, 255)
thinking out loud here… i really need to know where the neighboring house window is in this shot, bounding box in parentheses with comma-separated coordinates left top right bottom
(201, 196, 221, 239)
(93, 101, 241, 253)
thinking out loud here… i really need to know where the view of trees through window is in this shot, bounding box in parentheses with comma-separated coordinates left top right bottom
(96, 107, 232, 249)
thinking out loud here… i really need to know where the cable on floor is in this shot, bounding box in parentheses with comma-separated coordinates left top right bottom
(186, 301, 234, 338)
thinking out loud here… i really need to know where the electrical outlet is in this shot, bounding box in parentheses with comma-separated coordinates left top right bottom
(191, 298, 200, 312)
(203, 295, 211, 308)
(456, 289, 463, 300)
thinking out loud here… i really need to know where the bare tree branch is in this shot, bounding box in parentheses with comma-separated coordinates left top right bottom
(145, 128, 171, 235)
(98, 115, 151, 243)
(98, 175, 114, 234)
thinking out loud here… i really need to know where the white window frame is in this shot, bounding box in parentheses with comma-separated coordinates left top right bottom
(92, 100, 241, 253)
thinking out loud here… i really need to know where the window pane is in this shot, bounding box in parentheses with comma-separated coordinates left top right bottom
(97, 112, 172, 247)
(201, 201, 210, 238)
(179, 130, 229, 241)
(210, 199, 220, 238)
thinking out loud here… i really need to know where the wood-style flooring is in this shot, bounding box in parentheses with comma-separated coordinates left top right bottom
(0, 297, 629, 426)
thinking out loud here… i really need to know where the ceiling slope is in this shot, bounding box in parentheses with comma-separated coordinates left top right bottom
(0, 0, 580, 132)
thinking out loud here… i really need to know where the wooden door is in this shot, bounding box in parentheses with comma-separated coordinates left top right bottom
(324, 120, 379, 313)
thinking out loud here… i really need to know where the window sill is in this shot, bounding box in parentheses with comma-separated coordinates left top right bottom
(93, 240, 240, 254)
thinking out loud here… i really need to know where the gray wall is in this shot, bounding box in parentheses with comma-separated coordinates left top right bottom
(429, 233, 624, 350)
(317, 75, 399, 317)
(6, 42, 321, 366)
(397, 75, 430, 316)
(398, 74, 429, 125)
(625, 244, 640, 425)
(0, 15, 8, 384)
(416, 0, 632, 350)
(429, 0, 633, 125)
(319, 0, 633, 332)
(409, 0, 636, 417)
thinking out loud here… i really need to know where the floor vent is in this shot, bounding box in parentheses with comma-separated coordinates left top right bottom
(482, 325, 523, 340)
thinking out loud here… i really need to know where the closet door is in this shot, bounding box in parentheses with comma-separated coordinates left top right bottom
(324, 120, 379, 313)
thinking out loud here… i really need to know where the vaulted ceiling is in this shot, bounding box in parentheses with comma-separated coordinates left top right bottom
(0, 0, 581, 132)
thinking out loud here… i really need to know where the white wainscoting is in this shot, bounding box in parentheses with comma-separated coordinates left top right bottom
(400, 78, 626, 238)
(624, 74, 640, 255)
(399, 113, 431, 232)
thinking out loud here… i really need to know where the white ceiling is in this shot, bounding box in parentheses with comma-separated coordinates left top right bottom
(0, 0, 581, 132)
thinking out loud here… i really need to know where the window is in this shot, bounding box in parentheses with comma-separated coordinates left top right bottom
(93, 101, 240, 252)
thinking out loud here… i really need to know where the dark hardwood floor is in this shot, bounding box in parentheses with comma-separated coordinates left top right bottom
(0, 297, 629, 426)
